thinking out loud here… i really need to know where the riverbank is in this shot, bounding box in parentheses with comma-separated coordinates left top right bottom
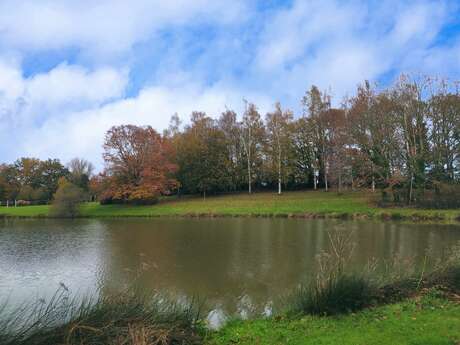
(206, 293, 460, 345)
(1, 191, 459, 222)
(3, 281, 460, 345)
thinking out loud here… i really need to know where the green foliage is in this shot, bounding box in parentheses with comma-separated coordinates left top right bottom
(50, 178, 85, 218)
(176, 112, 232, 195)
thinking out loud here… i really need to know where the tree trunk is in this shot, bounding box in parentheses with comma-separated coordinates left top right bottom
(278, 140, 282, 195)
(408, 172, 413, 205)
(313, 168, 317, 190)
(324, 160, 328, 192)
(338, 172, 342, 193)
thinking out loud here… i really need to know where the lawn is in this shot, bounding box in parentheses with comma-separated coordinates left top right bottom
(205, 294, 460, 345)
(0, 190, 459, 222)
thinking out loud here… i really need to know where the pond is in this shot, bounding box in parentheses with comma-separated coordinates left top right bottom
(1, 218, 459, 325)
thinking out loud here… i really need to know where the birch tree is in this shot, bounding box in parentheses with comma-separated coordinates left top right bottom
(240, 102, 265, 193)
(265, 102, 293, 194)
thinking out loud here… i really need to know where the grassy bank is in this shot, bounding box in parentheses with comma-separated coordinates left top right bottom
(206, 293, 460, 345)
(3, 277, 459, 345)
(0, 288, 204, 345)
(1, 191, 459, 222)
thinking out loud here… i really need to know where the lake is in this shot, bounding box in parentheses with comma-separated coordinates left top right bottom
(1, 218, 459, 325)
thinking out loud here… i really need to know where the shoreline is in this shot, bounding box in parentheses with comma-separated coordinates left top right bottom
(1, 191, 459, 224)
(1, 210, 459, 224)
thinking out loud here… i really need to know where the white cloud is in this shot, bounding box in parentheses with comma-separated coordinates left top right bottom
(26, 64, 127, 108)
(17, 82, 271, 167)
(0, 0, 248, 56)
(0, 61, 127, 130)
(1, 0, 459, 166)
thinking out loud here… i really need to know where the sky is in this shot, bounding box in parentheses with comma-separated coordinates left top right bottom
(0, 0, 460, 168)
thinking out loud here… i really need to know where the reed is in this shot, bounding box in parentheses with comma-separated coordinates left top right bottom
(0, 286, 204, 345)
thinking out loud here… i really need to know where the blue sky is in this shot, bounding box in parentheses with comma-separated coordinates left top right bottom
(0, 0, 460, 167)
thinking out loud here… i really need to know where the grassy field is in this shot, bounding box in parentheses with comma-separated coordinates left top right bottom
(0, 190, 459, 222)
(206, 294, 460, 345)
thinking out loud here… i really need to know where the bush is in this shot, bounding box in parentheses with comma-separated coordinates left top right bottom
(416, 183, 460, 209)
(50, 178, 85, 217)
(287, 230, 376, 316)
(289, 274, 375, 316)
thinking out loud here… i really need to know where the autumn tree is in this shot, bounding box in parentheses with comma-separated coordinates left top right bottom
(302, 86, 332, 191)
(291, 117, 315, 188)
(51, 177, 85, 217)
(427, 80, 460, 182)
(391, 76, 430, 203)
(67, 158, 94, 191)
(240, 102, 265, 193)
(346, 82, 401, 190)
(265, 103, 294, 194)
(176, 112, 231, 197)
(219, 109, 246, 191)
(102, 125, 178, 204)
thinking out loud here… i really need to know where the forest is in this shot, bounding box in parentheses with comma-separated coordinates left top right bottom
(1, 74, 459, 209)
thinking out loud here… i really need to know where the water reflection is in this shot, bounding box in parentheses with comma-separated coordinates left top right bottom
(1, 217, 459, 321)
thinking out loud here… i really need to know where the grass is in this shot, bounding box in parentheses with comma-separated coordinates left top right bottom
(0, 287, 204, 345)
(207, 234, 460, 344)
(0, 190, 459, 222)
(205, 293, 460, 345)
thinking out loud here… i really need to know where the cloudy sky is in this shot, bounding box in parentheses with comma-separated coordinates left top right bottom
(1, 0, 459, 167)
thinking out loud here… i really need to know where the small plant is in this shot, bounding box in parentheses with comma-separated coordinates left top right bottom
(50, 178, 85, 218)
(288, 230, 376, 316)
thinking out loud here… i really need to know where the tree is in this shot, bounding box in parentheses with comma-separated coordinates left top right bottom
(427, 80, 460, 182)
(346, 83, 401, 190)
(50, 177, 85, 217)
(8, 157, 68, 201)
(67, 158, 94, 191)
(219, 109, 246, 191)
(38, 159, 69, 200)
(176, 112, 231, 196)
(291, 117, 315, 188)
(265, 103, 293, 194)
(391, 76, 430, 203)
(302, 86, 332, 191)
(240, 102, 265, 193)
(0, 164, 19, 202)
(102, 125, 178, 204)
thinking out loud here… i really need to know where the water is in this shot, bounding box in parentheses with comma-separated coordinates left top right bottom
(1, 218, 459, 324)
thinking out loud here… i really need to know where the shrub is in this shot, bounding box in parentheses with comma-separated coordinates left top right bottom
(289, 273, 375, 316)
(287, 230, 377, 316)
(416, 183, 460, 209)
(50, 178, 85, 218)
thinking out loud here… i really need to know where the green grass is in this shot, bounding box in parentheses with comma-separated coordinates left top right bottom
(205, 294, 460, 345)
(1, 190, 459, 222)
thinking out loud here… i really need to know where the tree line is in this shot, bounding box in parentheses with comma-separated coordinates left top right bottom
(1, 74, 459, 207)
(0, 158, 93, 205)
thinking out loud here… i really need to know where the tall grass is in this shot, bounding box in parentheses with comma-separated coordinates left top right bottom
(287, 230, 460, 317)
(0, 286, 204, 345)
